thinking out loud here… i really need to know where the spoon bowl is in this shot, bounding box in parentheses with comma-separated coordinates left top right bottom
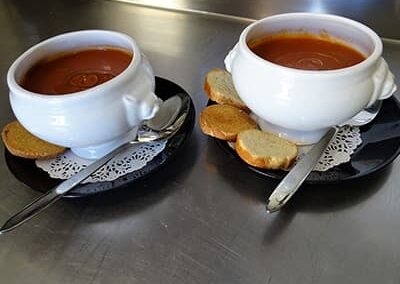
(342, 100, 383, 127)
(136, 94, 189, 143)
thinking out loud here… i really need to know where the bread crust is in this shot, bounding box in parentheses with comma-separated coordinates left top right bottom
(235, 129, 298, 170)
(202, 68, 298, 170)
(199, 104, 257, 141)
(204, 68, 249, 111)
(2, 121, 66, 159)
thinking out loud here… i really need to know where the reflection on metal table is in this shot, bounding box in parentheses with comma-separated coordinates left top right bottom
(0, 1, 400, 283)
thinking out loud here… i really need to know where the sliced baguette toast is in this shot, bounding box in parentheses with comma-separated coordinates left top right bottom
(199, 104, 257, 142)
(204, 68, 248, 111)
(235, 129, 298, 170)
(2, 120, 66, 159)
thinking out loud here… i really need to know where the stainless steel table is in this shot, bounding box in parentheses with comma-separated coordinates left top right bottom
(1, 1, 400, 283)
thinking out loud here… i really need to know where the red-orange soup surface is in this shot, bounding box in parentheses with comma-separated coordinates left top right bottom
(21, 46, 133, 95)
(248, 33, 366, 70)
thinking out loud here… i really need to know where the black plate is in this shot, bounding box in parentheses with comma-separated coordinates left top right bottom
(5, 77, 195, 197)
(216, 97, 400, 184)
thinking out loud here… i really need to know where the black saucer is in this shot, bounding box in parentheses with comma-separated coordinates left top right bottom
(216, 97, 400, 184)
(4, 77, 195, 197)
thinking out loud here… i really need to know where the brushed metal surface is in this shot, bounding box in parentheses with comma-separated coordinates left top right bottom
(1, 0, 400, 283)
(115, 0, 400, 39)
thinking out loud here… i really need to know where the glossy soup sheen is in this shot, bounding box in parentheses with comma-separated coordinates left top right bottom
(248, 33, 366, 70)
(21, 46, 133, 95)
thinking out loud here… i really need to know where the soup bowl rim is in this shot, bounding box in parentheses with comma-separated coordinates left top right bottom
(239, 12, 383, 75)
(7, 29, 141, 101)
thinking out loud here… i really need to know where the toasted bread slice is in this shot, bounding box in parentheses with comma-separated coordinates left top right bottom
(200, 104, 257, 141)
(2, 120, 66, 159)
(204, 68, 248, 111)
(235, 129, 298, 170)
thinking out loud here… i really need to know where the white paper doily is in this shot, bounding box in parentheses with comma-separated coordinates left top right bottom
(35, 141, 167, 183)
(298, 125, 362, 171)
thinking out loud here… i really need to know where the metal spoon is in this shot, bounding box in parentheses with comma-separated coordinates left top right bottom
(266, 100, 383, 213)
(0, 94, 190, 234)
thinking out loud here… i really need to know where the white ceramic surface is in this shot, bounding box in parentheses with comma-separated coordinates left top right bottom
(7, 30, 160, 159)
(225, 13, 397, 144)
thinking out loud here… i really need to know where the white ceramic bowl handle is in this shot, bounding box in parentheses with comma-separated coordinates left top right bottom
(224, 44, 239, 73)
(123, 92, 160, 127)
(368, 58, 397, 107)
(122, 53, 160, 127)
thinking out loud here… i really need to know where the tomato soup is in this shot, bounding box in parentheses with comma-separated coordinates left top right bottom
(21, 46, 133, 95)
(248, 33, 366, 70)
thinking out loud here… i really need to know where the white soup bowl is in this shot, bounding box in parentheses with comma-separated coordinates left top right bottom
(7, 30, 160, 159)
(225, 13, 397, 144)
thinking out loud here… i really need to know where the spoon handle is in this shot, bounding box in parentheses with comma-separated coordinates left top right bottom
(266, 127, 338, 213)
(0, 142, 134, 234)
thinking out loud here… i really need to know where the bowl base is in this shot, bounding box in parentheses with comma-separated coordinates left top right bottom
(255, 116, 328, 145)
(71, 128, 138, 160)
